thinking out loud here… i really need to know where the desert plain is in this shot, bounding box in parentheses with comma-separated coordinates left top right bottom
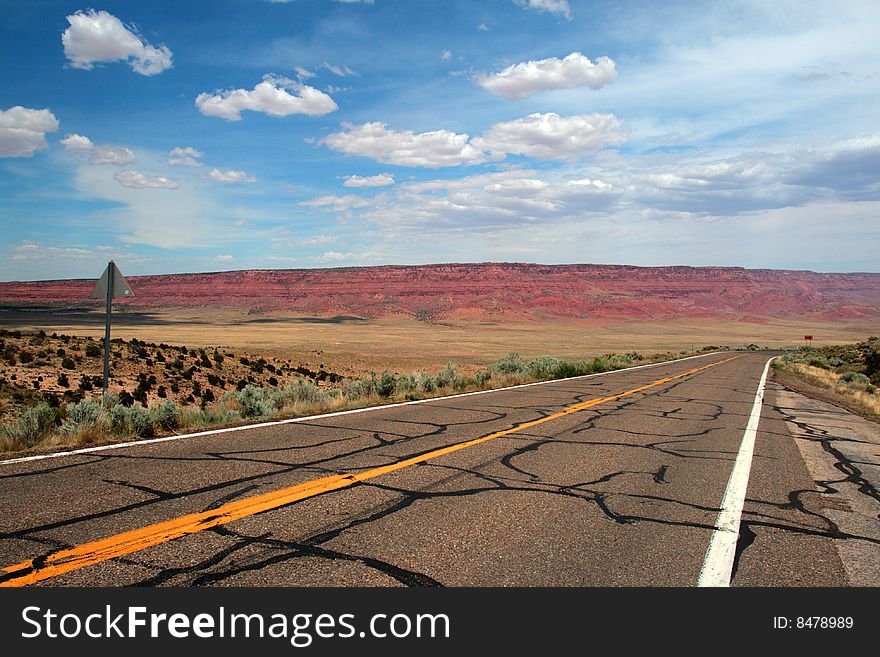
(0, 306, 877, 377)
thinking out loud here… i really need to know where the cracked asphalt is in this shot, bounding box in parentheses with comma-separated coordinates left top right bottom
(0, 351, 874, 587)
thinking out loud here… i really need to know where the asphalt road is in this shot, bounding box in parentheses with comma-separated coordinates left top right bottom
(0, 352, 859, 586)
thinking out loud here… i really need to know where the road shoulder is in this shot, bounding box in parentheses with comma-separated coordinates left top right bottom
(772, 386, 880, 585)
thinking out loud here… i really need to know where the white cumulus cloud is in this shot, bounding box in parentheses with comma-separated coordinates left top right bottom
(315, 251, 355, 263)
(323, 114, 626, 167)
(60, 132, 135, 165)
(207, 168, 256, 183)
(90, 146, 136, 165)
(473, 113, 627, 161)
(313, 169, 623, 233)
(61, 9, 173, 75)
(475, 52, 617, 100)
(168, 146, 204, 167)
(343, 173, 395, 187)
(196, 75, 338, 120)
(59, 133, 93, 152)
(0, 106, 59, 157)
(322, 122, 487, 168)
(515, 0, 572, 20)
(114, 170, 178, 189)
(300, 195, 373, 212)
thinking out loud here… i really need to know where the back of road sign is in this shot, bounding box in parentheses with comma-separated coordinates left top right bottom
(90, 262, 134, 299)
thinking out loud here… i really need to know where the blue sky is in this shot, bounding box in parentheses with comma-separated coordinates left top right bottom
(1, 0, 879, 280)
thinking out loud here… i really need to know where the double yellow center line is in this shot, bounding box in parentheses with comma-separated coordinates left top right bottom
(1, 356, 737, 587)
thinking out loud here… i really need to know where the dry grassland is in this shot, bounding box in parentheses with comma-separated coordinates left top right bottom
(2, 306, 877, 376)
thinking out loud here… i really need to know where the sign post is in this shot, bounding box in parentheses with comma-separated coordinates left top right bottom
(90, 261, 134, 403)
(804, 335, 813, 347)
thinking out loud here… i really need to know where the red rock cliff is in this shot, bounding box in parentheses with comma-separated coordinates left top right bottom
(1, 263, 878, 322)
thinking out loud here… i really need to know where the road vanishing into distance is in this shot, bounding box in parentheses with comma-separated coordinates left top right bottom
(0, 352, 866, 587)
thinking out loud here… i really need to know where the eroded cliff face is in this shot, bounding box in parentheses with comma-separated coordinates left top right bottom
(1, 263, 878, 322)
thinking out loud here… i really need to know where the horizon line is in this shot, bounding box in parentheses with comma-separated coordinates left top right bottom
(2, 260, 880, 285)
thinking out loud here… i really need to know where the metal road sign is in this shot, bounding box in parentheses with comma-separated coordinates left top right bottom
(91, 261, 134, 299)
(91, 261, 133, 401)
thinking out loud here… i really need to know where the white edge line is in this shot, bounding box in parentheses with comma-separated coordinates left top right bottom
(1, 351, 728, 466)
(697, 355, 776, 587)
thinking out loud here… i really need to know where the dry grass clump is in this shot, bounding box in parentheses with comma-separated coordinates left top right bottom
(780, 361, 880, 418)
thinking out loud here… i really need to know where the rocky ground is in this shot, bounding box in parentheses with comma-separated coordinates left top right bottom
(0, 329, 344, 423)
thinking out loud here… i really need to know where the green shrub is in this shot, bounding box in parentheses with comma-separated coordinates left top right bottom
(155, 399, 180, 430)
(110, 403, 154, 437)
(62, 398, 102, 434)
(394, 374, 419, 393)
(419, 374, 437, 393)
(377, 371, 396, 398)
(343, 376, 378, 400)
(491, 352, 526, 374)
(473, 370, 491, 387)
(232, 385, 274, 418)
(435, 362, 462, 389)
(527, 356, 563, 379)
(864, 348, 880, 379)
(3, 402, 57, 447)
(272, 379, 325, 409)
(807, 357, 831, 370)
(552, 360, 593, 378)
(109, 404, 129, 434)
(838, 371, 870, 386)
(127, 405, 154, 437)
(590, 356, 614, 373)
